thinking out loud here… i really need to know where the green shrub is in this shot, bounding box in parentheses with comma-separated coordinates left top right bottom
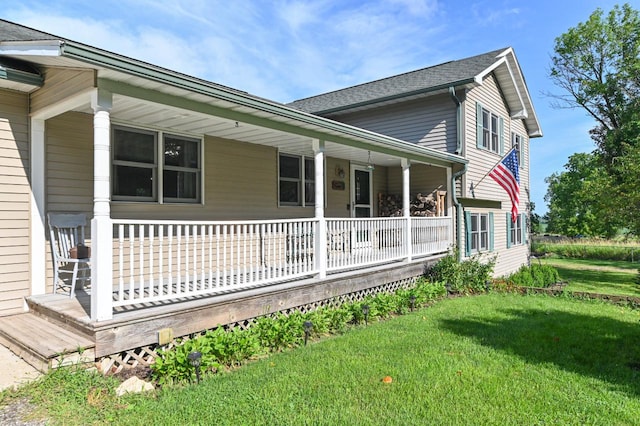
(507, 264, 560, 288)
(152, 336, 222, 385)
(427, 254, 495, 294)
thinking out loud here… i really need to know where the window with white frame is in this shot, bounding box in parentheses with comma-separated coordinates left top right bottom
(278, 153, 314, 206)
(508, 213, 527, 247)
(511, 214, 523, 245)
(476, 103, 502, 154)
(512, 132, 524, 168)
(470, 213, 489, 253)
(112, 126, 202, 203)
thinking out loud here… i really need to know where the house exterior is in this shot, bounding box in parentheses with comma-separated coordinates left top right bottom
(289, 48, 543, 277)
(0, 19, 541, 368)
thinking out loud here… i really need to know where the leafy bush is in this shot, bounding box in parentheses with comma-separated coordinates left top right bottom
(153, 336, 222, 385)
(507, 264, 560, 288)
(427, 254, 495, 294)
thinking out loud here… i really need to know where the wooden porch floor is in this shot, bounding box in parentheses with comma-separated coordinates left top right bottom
(1, 256, 444, 372)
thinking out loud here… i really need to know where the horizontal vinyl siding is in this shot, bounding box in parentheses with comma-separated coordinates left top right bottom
(46, 112, 94, 214)
(461, 74, 531, 276)
(30, 68, 95, 114)
(0, 89, 30, 315)
(325, 157, 350, 218)
(329, 94, 457, 153)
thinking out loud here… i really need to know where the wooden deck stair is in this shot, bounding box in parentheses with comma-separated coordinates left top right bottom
(0, 313, 95, 373)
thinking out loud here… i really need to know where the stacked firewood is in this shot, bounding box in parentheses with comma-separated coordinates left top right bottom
(378, 190, 446, 217)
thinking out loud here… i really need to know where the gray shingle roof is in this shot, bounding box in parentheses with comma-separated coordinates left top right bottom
(0, 19, 59, 42)
(288, 48, 508, 114)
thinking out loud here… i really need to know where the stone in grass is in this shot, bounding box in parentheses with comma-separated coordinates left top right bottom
(116, 376, 155, 396)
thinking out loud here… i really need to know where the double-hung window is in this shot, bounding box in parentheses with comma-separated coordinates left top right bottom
(507, 213, 527, 247)
(466, 212, 493, 256)
(476, 102, 503, 154)
(278, 153, 314, 206)
(112, 125, 201, 203)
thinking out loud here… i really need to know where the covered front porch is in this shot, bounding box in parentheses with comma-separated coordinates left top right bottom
(27, 73, 464, 324)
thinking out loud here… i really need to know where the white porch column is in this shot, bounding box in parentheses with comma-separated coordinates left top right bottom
(313, 140, 327, 279)
(91, 89, 113, 321)
(402, 158, 412, 261)
(30, 118, 46, 300)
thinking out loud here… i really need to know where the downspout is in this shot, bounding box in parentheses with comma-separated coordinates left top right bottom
(449, 86, 462, 155)
(449, 86, 466, 259)
(451, 165, 467, 261)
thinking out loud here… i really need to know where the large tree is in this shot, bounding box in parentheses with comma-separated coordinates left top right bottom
(544, 153, 621, 237)
(547, 3, 640, 235)
(549, 3, 640, 162)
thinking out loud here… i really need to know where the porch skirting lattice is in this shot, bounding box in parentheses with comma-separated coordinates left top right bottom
(98, 275, 420, 374)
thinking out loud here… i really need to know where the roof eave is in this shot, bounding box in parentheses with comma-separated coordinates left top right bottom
(0, 40, 63, 56)
(57, 41, 467, 167)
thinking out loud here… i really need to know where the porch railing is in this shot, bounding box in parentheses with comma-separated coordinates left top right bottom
(111, 218, 318, 307)
(411, 217, 452, 257)
(326, 217, 408, 271)
(108, 216, 452, 309)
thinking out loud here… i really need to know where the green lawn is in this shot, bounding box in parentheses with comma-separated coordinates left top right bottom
(540, 257, 640, 297)
(8, 293, 640, 425)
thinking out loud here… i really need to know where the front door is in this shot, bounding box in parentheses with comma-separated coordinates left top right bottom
(350, 165, 373, 250)
(351, 165, 373, 218)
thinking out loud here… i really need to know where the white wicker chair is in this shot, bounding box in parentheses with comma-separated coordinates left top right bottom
(47, 213, 91, 298)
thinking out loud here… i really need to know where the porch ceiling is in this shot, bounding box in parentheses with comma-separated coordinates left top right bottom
(73, 89, 445, 169)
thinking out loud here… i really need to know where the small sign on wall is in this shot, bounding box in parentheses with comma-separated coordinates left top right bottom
(331, 180, 345, 190)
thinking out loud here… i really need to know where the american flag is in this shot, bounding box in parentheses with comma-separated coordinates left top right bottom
(489, 149, 520, 222)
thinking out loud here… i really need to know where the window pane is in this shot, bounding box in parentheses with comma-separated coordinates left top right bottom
(480, 214, 488, 232)
(305, 181, 315, 204)
(114, 128, 155, 163)
(163, 170, 198, 200)
(481, 231, 488, 250)
(305, 158, 314, 180)
(279, 155, 300, 179)
(354, 170, 370, 205)
(279, 180, 299, 204)
(164, 136, 199, 168)
(113, 165, 153, 197)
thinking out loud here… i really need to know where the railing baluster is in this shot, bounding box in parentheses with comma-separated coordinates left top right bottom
(149, 225, 155, 298)
(118, 224, 124, 302)
(158, 225, 164, 297)
(168, 224, 173, 296)
(128, 224, 135, 301)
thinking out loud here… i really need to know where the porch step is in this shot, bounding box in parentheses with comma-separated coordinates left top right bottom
(0, 313, 95, 373)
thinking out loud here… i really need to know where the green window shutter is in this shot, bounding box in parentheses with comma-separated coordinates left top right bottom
(499, 117, 504, 155)
(523, 214, 528, 243)
(489, 212, 494, 252)
(476, 102, 483, 149)
(464, 211, 472, 257)
(506, 213, 512, 248)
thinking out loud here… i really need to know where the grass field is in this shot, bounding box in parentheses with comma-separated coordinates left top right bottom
(6, 293, 640, 425)
(539, 257, 640, 297)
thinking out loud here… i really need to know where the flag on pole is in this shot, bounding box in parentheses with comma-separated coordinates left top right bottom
(489, 148, 520, 222)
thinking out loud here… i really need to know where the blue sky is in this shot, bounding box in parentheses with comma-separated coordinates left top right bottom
(3, 0, 625, 214)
